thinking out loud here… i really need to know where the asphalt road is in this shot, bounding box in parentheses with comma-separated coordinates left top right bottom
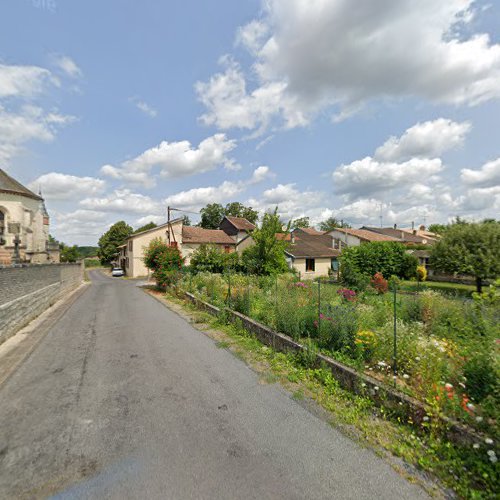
(0, 271, 428, 499)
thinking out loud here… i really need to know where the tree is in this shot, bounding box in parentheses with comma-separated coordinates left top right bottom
(340, 242, 418, 281)
(241, 208, 289, 275)
(143, 238, 184, 289)
(430, 221, 500, 292)
(60, 243, 79, 263)
(319, 217, 351, 232)
(291, 216, 310, 229)
(225, 202, 259, 225)
(189, 244, 239, 273)
(98, 221, 133, 265)
(182, 215, 191, 226)
(199, 202, 259, 229)
(199, 203, 225, 229)
(134, 222, 157, 233)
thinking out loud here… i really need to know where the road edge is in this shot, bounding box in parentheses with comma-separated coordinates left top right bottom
(0, 282, 90, 389)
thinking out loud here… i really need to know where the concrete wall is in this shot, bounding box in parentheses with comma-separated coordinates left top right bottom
(0, 263, 83, 344)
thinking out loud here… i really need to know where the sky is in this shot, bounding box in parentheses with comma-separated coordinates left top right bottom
(1, 0, 499, 246)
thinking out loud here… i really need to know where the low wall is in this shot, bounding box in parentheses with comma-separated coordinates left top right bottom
(0, 263, 83, 343)
(183, 291, 483, 448)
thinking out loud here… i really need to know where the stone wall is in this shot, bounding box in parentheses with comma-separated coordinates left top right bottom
(0, 263, 83, 343)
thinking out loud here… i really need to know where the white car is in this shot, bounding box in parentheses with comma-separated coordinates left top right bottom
(111, 267, 124, 277)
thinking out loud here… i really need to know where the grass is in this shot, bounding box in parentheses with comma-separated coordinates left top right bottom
(400, 280, 476, 297)
(159, 288, 499, 499)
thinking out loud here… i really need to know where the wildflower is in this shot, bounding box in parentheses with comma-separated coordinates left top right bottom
(458, 382, 466, 389)
(415, 356, 421, 362)
(485, 438, 493, 445)
(423, 416, 429, 422)
(377, 361, 387, 368)
(361, 383, 366, 388)
(473, 443, 480, 449)
(444, 383, 453, 390)
(466, 403, 475, 411)
(402, 374, 410, 379)
(374, 386, 379, 391)
(487, 451, 497, 463)
(476, 416, 483, 423)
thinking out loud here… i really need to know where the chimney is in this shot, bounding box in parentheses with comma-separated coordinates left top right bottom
(420, 224, 426, 231)
(411, 221, 414, 230)
(291, 233, 295, 244)
(393, 223, 397, 229)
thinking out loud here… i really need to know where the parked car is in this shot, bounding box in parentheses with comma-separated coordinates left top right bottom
(111, 267, 124, 277)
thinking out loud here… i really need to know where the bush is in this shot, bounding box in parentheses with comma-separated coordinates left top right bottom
(463, 354, 497, 402)
(416, 265, 427, 281)
(370, 272, 388, 294)
(190, 244, 240, 273)
(143, 238, 184, 289)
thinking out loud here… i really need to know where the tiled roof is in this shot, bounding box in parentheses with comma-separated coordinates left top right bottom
(332, 228, 399, 242)
(286, 233, 340, 258)
(224, 216, 256, 231)
(0, 169, 42, 201)
(361, 227, 430, 244)
(182, 226, 236, 245)
(296, 227, 323, 236)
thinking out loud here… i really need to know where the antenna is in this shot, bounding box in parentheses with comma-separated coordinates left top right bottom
(379, 203, 383, 227)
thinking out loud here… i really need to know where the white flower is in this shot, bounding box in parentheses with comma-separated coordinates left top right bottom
(476, 416, 483, 423)
(403, 374, 410, 379)
(415, 357, 421, 361)
(361, 383, 366, 388)
(473, 443, 480, 449)
(466, 403, 475, 411)
(374, 386, 379, 391)
(485, 438, 494, 445)
(444, 383, 453, 390)
(459, 382, 466, 389)
(487, 450, 496, 457)
(489, 455, 498, 464)
(377, 361, 387, 368)
(423, 416, 429, 422)
(487, 451, 497, 463)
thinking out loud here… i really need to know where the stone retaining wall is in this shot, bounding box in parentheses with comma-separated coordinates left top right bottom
(0, 263, 83, 343)
(183, 291, 483, 447)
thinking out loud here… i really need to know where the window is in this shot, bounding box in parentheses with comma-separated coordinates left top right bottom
(331, 258, 339, 271)
(305, 258, 315, 272)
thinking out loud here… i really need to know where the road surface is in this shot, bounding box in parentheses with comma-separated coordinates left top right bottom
(0, 271, 428, 499)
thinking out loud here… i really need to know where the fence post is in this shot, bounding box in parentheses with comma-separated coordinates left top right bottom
(227, 268, 232, 308)
(189, 272, 192, 293)
(317, 279, 321, 336)
(393, 282, 397, 387)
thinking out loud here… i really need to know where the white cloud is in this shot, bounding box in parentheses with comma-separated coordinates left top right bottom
(80, 189, 162, 215)
(374, 119, 471, 162)
(129, 97, 158, 118)
(195, 57, 306, 132)
(333, 157, 443, 199)
(198, 0, 500, 131)
(100, 133, 239, 187)
(164, 166, 272, 209)
(461, 157, 500, 187)
(0, 105, 76, 164)
(51, 209, 110, 246)
(29, 172, 106, 201)
(0, 63, 54, 99)
(458, 185, 500, 211)
(52, 55, 83, 79)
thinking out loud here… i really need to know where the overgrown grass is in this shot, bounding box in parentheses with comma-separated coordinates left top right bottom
(179, 272, 499, 440)
(165, 290, 499, 499)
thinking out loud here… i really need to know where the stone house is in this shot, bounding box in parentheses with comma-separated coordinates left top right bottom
(0, 169, 59, 265)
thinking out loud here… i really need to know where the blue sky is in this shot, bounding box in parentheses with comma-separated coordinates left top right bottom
(1, 0, 499, 245)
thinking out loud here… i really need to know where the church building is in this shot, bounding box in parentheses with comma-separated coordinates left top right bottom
(0, 169, 60, 265)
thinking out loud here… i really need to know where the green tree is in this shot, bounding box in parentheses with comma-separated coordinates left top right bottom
(224, 202, 259, 225)
(319, 217, 351, 232)
(199, 203, 225, 229)
(134, 222, 157, 233)
(60, 243, 79, 263)
(340, 242, 418, 281)
(291, 216, 310, 229)
(182, 215, 191, 226)
(241, 208, 289, 275)
(190, 244, 239, 273)
(430, 221, 500, 292)
(98, 221, 133, 265)
(143, 238, 184, 289)
(199, 202, 259, 229)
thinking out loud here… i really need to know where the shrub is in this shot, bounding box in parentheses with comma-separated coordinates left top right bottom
(463, 354, 498, 402)
(143, 238, 184, 289)
(416, 265, 427, 281)
(190, 244, 240, 273)
(370, 272, 388, 294)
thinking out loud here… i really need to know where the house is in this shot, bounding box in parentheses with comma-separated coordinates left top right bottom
(327, 227, 399, 249)
(361, 226, 436, 245)
(285, 229, 340, 279)
(407, 249, 433, 274)
(0, 169, 59, 265)
(120, 218, 240, 277)
(119, 221, 173, 277)
(219, 216, 255, 242)
(401, 225, 440, 242)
